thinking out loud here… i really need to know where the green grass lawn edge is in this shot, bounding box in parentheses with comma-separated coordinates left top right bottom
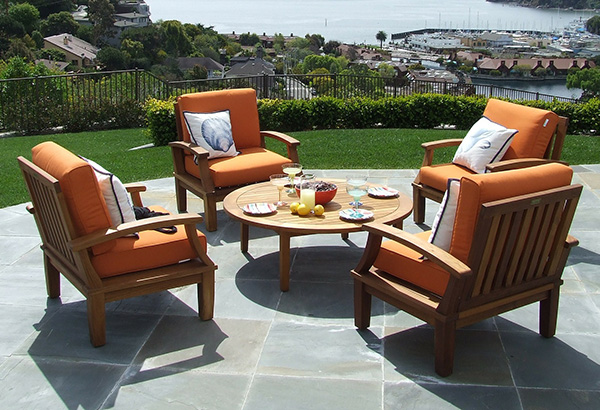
(2, 127, 598, 208)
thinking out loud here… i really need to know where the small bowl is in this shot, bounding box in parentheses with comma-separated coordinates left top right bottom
(295, 183, 338, 205)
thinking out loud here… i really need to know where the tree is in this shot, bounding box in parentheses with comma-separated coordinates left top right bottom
(586, 15, 600, 34)
(25, 0, 74, 19)
(239, 32, 259, 46)
(160, 20, 193, 57)
(567, 67, 600, 99)
(376, 30, 387, 48)
(323, 40, 340, 55)
(40, 11, 79, 36)
(97, 46, 127, 70)
(87, 0, 115, 44)
(0, 14, 26, 38)
(8, 3, 40, 34)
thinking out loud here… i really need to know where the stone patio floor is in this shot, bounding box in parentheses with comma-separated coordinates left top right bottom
(1, 167, 599, 409)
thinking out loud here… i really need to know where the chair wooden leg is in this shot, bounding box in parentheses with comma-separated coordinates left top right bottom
(44, 254, 61, 298)
(540, 288, 560, 338)
(197, 270, 215, 321)
(413, 185, 426, 224)
(354, 279, 372, 329)
(434, 319, 455, 377)
(87, 294, 106, 347)
(204, 196, 218, 232)
(175, 181, 187, 213)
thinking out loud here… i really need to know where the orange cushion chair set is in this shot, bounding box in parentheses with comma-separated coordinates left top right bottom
(170, 88, 300, 231)
(19, 141, 216, 347)
(412, 98, 569, 224)
(353, 163, 581, 376)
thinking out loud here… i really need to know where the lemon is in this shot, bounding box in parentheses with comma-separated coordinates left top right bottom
(313, 204, 325, 216)
(297, 203, 311, 216)
(290, 202, 300, 214)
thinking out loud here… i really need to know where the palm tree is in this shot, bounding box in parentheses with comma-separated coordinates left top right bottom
(376, 30, 387, 48)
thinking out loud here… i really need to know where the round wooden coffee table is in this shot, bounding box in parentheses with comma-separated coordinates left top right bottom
(223, 179, 412, 291)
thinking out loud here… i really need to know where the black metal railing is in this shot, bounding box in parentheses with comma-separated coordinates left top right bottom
(0, 69, 578, 133)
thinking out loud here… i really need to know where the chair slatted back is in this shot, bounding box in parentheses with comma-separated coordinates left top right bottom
(18, 157, 79, 271)
(463, 184, 581, 307)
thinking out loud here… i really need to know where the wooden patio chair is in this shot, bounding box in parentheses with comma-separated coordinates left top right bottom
(352, 163, 581, 376)
(170, 88, 300, 231)
(412, 98, 569, 223)
(18, 141, 217, 347)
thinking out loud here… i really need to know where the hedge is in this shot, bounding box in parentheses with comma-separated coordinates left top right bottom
(143, 94, 599, 146)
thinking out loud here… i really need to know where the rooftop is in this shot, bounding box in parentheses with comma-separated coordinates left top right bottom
(1, 167, 599, 409)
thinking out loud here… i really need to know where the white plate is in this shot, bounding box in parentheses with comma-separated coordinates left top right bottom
(368, 186, 399, 198)
(339, 208, 374, 222)
(242, 203, 277, 215)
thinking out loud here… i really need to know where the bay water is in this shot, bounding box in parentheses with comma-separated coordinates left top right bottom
(146, 0, 595, 44)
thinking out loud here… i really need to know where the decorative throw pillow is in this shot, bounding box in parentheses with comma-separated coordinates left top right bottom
(182, 110, 238, 159)
(428, 179, 460, 252)
(453, 116, 517, 174)
(82, 157, 136, 227)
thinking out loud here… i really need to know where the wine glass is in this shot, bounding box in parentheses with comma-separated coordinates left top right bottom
(282, 162, 302, 194)
(270, 174, 289, 207)
(346, 174, 368, 209)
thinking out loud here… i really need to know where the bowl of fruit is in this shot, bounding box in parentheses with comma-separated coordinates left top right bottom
(295, 181, 338, 205)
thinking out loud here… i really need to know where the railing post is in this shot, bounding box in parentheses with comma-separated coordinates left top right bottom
(263, 73, 269, 99)
(135, 68, 140, 102)
(333, 74, 337, 99)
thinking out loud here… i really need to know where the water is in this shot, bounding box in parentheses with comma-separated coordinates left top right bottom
(472, 77, 583, 99)
(146, 0, 595, 44)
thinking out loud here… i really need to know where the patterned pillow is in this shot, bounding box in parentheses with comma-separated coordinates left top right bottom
(453, 116, 517, 174)
(428, 178, 460, 252)
(183, 110, 238, 159)
(82, 157, 136, 227)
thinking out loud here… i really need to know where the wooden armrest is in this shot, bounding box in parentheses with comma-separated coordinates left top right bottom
(565, 234, 579, 249)
(124, 183, 147, 207)
(485, 158, 567, 173)
(420, 138, 463, 167)
(168, 141, 210, 159)
(70, 213, 205, 251)
(361, 222, 471, 279)
(261, 131, 300, 163)
(421, 138, 464, 150)
(261, 130, 300, 146)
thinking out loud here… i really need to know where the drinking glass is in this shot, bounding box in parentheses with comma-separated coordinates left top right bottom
(299, 173, 316, 210)
(346, 174, 368, 209)
(270, 174, 289, 207)
(282, 162, 302, 194)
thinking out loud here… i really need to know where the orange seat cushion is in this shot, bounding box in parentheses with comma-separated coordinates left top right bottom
(91, 206, 208, 278)
(483, 99, 559, 160)
(374, 231, 450, 296)
(449, 163, 573, 263)
(418, 163, 475, 191)
(185, 147, 292, 188)
(177, 89, 261, 149)
(31, 141, 114, 255)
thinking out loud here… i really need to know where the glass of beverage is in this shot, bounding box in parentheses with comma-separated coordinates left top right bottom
(270, 174, 289, 207)
(282, 162, 302, 194)
(299, 173, 316, 211)
(346, 174, 368, 209)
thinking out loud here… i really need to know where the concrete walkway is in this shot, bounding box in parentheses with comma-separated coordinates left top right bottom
(1, 167, 599, 409)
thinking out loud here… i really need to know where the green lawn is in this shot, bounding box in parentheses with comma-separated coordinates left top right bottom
(2, 127, 598, 208)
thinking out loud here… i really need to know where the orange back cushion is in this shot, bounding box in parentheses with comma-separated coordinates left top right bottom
(177, 88, 261, 149)
(449, 163, 573, 263)
(483, 98, 559, 160)
(31, 141, 113, 254)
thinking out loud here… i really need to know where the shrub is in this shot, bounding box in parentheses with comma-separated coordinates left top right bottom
(143, 97, 177, 146)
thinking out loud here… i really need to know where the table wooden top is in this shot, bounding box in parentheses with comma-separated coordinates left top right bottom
(223, 179, 413, 235)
